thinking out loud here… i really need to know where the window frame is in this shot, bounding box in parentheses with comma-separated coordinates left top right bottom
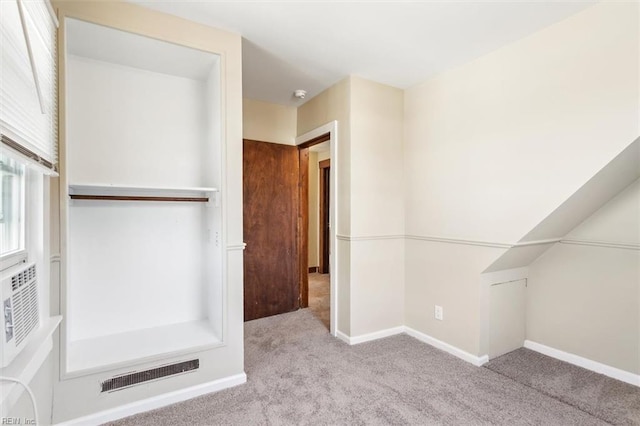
(0, 152, 28, 272)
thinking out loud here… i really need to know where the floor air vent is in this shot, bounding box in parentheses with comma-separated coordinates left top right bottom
(101, 359, 199, 392)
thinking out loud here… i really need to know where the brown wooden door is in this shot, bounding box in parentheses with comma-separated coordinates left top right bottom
(243, 139, 299, 321)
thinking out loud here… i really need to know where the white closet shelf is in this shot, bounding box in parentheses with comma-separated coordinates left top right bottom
(69, 184, 218, 193)
(66, 320, 222, 376)
(68, 184, 218, 202)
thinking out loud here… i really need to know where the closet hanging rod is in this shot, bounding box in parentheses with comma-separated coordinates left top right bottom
(69, 195, 209, 202)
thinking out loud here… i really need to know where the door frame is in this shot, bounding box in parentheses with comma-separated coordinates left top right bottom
(318, 159, 330, 274)
(296, 121, 338, 337)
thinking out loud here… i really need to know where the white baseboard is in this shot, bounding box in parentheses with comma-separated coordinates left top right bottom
(347, 326, 406, 345)
(55, 373, 247, 425)
(404, 327, 489, 367)
(336, 330, 351, 345)
(524, 340, 639, 387)
(336, 325, 488, 367)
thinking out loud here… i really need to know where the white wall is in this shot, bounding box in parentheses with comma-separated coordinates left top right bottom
(404, 1, 639, 357)
(527, 180, 640, 375)
(67, 56, 209, 187)
(566, 179, 640, 245)
(349, 77, 404, 336)
(68, 203, 207, 340)
(243, 98, 297, 145)
(66, 56, 210, 341)
(404, 2, 638, 243)
(299, 76, 405, 337)
(9, 355, 54, 424)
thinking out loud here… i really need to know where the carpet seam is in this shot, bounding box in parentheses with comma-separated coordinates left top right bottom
(483, 366, 615, 425)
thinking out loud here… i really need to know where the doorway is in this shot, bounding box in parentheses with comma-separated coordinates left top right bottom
(242, 123, 338, 334)
(296, 122, 338, 336)
(304, 146, 330, 329)
(298, 133, 331, 330)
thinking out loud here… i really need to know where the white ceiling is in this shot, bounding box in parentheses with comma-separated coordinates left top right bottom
(132, 1, 597, 106)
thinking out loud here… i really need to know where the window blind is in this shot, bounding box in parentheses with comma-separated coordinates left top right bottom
(0, 0, 58, 171)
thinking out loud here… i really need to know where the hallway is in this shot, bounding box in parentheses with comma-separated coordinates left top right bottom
(308, 273, 330, 329)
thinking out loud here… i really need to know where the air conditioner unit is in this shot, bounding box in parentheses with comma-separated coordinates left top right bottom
(1, 262, 39, 367)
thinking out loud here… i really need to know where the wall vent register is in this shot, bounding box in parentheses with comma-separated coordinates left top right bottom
(100, 359, 200, 392)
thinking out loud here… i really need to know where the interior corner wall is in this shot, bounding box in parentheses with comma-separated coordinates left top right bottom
(348, 77, 404, 336)
(243, 98, 297, 145)
(298, 76, 405, 338)
(403, 1, 639, 357)
(527, 180, 640, 375)
(52, 1, 244, 422)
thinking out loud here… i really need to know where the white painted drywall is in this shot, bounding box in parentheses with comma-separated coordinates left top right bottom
(404, 1, 639, 357)
(66, 55, 209, 188)
(349, 77, 404, 238)
(527, 243, 639, 374)
(567, 179, 640, 245)
(350, 238, 404, 336)
(299, 76, 405, 337)
(65, 50, 217, 341)
(243, 98, 297, 145)
(348, 77, 405, 336)
(527, 180, 640, 374)
(8, 354, 54, 424)
(67, 202, 208, 340)
(404, 1, 638, 243)
(405, 239, 505, 355)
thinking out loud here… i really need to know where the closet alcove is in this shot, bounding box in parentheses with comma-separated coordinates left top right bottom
(61, 18, 223, 376)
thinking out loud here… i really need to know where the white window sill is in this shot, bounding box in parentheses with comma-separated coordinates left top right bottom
(0, 315, 62, 416)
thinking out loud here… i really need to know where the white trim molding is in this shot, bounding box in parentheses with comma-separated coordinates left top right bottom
(404, 327, 489, 367)
(55, 373, 248, 425)
(405, 234, 639, 252)
(405, 234, 512, 249)
(226, 243, 247, 251)
(338, 326, 405, 345)
(524, 340, 640, 387)
(512, 238, 562, 247)
(336, 330, 351, 345)
(336, 325, 488, 367)
(560, 239, 640, 251)
(336, 234, 404, 242)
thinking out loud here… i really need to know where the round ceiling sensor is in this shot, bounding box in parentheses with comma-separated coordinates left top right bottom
(294, 89, 307, 99)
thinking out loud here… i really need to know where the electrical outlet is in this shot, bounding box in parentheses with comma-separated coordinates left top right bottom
(434, 305, 444, 321)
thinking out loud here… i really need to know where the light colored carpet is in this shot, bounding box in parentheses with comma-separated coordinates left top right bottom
(109, 310, 611, 425)
(308, 272, 330, 329)
(485, 347, 640, 425)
